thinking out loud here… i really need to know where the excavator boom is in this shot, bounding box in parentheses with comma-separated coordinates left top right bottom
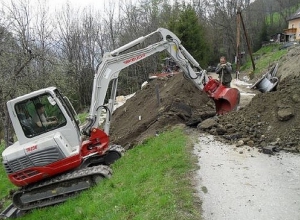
(83, 28, 239, 136)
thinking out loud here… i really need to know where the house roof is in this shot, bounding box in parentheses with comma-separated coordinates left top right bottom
(288, 8, 300, 21)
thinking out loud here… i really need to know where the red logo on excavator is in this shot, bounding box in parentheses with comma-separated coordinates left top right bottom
(26, 145, 37, 152)
(123, 54, 146, 64)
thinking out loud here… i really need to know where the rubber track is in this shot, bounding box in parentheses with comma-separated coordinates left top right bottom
(108, 144, 125, 156)
(13, 165, 112, 210)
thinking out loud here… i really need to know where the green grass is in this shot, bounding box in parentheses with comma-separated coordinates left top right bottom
(0, 143, 18, 208)
(3, 128, 201, 220)
(78, 112, 88, 124)
(265, 12, 282, 25)
(241, 44, 287, 77)
(265, 5, 300, 25)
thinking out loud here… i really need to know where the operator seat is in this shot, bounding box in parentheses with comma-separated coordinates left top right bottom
(18, 113, 37, 137)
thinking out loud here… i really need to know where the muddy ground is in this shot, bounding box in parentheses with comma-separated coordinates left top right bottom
(110, 46, 300, 153)
(110, 73, 216, 149)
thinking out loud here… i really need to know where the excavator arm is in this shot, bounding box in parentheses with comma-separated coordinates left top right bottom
(82, 28, 239, 136)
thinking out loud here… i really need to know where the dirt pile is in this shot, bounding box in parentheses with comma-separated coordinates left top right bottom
(277, 46, 300, 80)
(199, 47, 300, 153)
(213, 74, 300, 152)
(110, 47, 300, 153)
(110, 73, 215, 149)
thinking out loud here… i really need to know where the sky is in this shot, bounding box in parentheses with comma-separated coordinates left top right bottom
(1, 0, 256, 12)
(44, 0, 256, 13)
(0, 0, 119, 14)
(0, 0, 256, 18)
(48, 0, 109, 10)
(46, 0, 142, 12)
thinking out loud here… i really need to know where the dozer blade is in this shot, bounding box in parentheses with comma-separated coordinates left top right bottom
(204, 79, 240, 115)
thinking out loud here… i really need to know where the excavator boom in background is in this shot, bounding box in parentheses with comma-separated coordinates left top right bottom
(1, 28, 240, 218)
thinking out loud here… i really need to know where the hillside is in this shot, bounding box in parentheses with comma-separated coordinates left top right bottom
(216, 46, 300, 152)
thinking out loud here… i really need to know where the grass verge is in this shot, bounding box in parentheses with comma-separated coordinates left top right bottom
(241, 44, 287, 77)
(0, 144, 17, 209)
(2, 128, 201, 220)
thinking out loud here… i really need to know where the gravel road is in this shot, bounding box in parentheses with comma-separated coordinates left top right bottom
(193, 133, 300, 220)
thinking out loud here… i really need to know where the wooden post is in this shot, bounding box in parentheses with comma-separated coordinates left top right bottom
(155, 84, 160, 107)
(240, 11, 255, 71)
(236, 9, 241, 80)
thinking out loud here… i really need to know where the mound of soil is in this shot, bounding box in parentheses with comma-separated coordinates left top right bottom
(216, 74, 300, 152)
(110, 47, 300, 153)
(110, 73, 215, 149)
(199, 47, 300, 153)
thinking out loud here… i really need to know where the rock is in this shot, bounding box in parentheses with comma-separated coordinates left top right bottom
(247, 140, 255, 147)
(259, 141, 268, 148)
(236, 140, 244, 147)
(225, 123, 233, 129)
(241, 137, 251, 142)
(262, 146, 276, 155)
(209, 128, 217, 135)
(197, 118, 218, 130)
(277, 108, 294, 121)
(227, 127, 237, 133)
(291, 94, 300, 103)
(223, 133, 242, 140)
(216, 126, 227, 135)
(199, 111, 217, 120)
(185, 117, 202, 127)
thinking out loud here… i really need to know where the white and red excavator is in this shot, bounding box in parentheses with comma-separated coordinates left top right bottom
(1, 28, 240, 218)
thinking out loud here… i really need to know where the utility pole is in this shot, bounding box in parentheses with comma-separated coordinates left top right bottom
(236, 6, 241, 80)
(236, 3, 255, 80)
(240, 10, 255, 72)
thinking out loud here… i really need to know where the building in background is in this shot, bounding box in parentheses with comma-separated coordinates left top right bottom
(284, 8, 300, 42)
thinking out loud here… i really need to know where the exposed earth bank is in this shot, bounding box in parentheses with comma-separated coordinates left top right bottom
(110, 47, 300, 153)
(110, 73, 216, 149)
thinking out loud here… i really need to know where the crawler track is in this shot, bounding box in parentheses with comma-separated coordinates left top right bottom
(13, 165, 112, 211)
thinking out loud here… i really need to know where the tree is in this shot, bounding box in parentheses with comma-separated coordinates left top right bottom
(0, 0, 40, 147)
(169, 4, 211, 67)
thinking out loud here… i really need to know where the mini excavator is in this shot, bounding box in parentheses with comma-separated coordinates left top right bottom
(1, 28, 239, 218)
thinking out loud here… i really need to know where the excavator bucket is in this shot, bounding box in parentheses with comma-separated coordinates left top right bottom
(203, 78, 240, 115)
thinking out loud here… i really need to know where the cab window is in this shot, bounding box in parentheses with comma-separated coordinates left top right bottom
(15, 94, 67, 138)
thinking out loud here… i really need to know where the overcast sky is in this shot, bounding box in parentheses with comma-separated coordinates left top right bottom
(48, 0, 108, 9)
(1, 0, 255, 12)
(0, 0, 118, 13)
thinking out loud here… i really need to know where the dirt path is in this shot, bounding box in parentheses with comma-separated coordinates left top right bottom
(193, 133, 300, 220)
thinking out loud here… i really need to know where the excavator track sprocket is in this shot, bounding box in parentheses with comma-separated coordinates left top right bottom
(104, 144, 125, 165)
